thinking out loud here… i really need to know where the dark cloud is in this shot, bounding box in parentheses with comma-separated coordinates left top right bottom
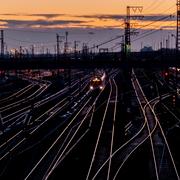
(29, 14, 65, 19)
(75, 14, 175, 22)
(0, 13, 20, 16)
(0, 19, 89, 28)
(0, 13, 175, 30)
(75, 14, 125, 21)
(142, 14, 175, 21)
(0, 13, 65, 19)
(0, 13, 175, 22)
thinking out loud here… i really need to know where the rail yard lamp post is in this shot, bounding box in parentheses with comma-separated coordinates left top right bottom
(0, 30, 4, 58)
(176, 0, 180, 51)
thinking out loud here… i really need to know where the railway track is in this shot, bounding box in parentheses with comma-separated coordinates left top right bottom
(89, 69, 179, 180)
(0, 76, 90, 162)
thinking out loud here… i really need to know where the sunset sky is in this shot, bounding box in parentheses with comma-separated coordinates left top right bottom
(0, 0, 177, 52)
(0, 0, 175, 14)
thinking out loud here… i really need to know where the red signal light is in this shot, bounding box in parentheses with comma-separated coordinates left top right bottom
(165, 72, 168, 76)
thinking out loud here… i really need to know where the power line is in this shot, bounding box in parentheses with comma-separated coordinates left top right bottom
(5, 36, 55, 44)
(110, 11, 175, 51)
(78, 12, 175, 52)
(134, 21, 176, 41)
(1, 4, 177, 53)
(110, 14, 176, 51)
(136, 4, 176, 37)
(145, 0, 166, 13)
(132, 29, 161, 42)
(144, 0, 160, 10)
(134, 12, 175, 34)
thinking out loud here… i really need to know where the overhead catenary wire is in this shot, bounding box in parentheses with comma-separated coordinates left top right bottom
(115, 13, 175, 50)
(86, 11, 175, 51)
(144, 0, 174, 13)
(132, 5, 176, 37)
(111, 14, 176, 51)
(1, 2, 177, 52)
(85, 5, 176, 51)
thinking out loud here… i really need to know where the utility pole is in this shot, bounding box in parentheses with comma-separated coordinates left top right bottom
(168, 34, 170, 49)
(125, 7, 131, 55)
(1, 30, 4, 58)
(74, 41, 78, 54)
(64, 31, 68, 54)
(82, 43, 88, 55)
(4, 43, 8, 56)
(25, 48, 29, 57)
(166, 39, 168, 49)
(41, 45, 45, 55)
(74, 41, 78, 58)
(124, 6, 143, 57)
(175, 0, 180, 103)
(74, 41, 80, 57)
(46, 48, 49, 56)
(31, 45, 35, 57)
(54, 45, 57, 55)
(160, 41, 163, 50)
(56, 34, 64, 57)
(19, 46, 23, 58)
(56, 33, 60, 57)
(176, 0, 180, 51)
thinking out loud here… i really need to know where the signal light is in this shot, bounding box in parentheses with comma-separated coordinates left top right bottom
(165, 72, 169, 76)
(173, 95, 176, 107)
(99, 86, 103, 90)
(163, 71, 169, 82)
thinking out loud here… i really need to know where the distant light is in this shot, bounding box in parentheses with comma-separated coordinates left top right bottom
(90, 86, 93, 90)
(99, 86, 103, 90)
(93, 77, 100, 82)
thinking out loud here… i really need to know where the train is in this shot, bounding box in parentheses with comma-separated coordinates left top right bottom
(89, 71, 106, 90)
